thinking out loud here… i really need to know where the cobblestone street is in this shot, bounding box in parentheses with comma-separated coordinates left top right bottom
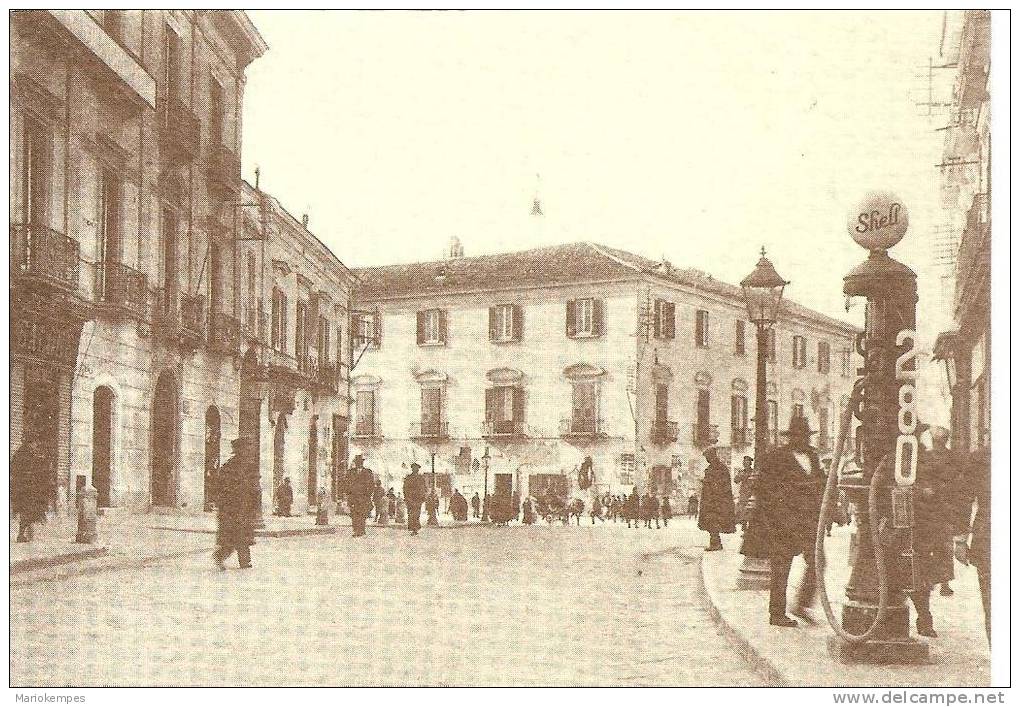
(10, 518, 762, 686)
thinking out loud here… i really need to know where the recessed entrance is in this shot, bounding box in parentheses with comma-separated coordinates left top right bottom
(307, 416, 319, 507)
(151, 371, 178, 507)
(92, 386, 115, 507)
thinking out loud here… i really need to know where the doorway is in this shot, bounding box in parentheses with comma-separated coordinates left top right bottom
(307, 416, 319, 506)
(151, 371, 178, 507)
(494, 473, 513, 497)
(92, 387, 114, 507)
(23, 364, 59, 511)
(273, 412, 287, 509)
(204, 406, 221, 510)
(331, 414, 348, 502)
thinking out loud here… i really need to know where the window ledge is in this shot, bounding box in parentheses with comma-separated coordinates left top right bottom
(418, 341, 446, 348)
(490, 337, 520, 345)
(569, 332, 602, 340)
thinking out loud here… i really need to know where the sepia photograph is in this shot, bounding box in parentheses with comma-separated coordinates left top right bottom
(7, 8, 1004, 694)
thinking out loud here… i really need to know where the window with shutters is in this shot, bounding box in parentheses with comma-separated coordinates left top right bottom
(792, 335, 807, 368)
(417, 308, 446, 345)
(317, 316, 330, 363)
(296, 301, 308, 369)
(818, 341, 831, 374)
(353, 312, 380, 349)
(355, 389, 377, 437)
(209, 76, 225, 147)
(420, 387, 444, 438)
(618, 453, 635, 486)
(566, 298, 604, 338)
(767, 400, 779, 445)
(569, 381, 599, 434)
(653, 299, 676, 339)
(245, 254, 257, 328)
(695, 389, 711, 441)
(840, 348, 853, 377)
(484, 385, 523, 435)
(695, 310, 709, 347)
(792, 403, 805, 419)
(731, 395, 748, 442)
(735, 320, 746, 355)
(22, 115, 50, 226)
(162, 25, 183, 114)
(489, 303, 521, 343)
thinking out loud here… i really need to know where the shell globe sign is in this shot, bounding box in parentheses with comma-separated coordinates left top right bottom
(847, 191, 909, 251)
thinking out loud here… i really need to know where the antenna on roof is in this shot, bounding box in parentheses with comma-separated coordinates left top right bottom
(530, 173, 543, 217)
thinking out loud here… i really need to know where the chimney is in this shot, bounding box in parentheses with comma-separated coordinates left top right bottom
(302, 213, 309, 229)
(448, 236, 464, 259)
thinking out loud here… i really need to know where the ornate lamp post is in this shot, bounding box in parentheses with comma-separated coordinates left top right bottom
(736, 247, 788, 588)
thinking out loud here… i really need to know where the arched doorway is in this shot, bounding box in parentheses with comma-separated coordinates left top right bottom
(204, 406, 221, 510)
(151, 371, 178, 507)
(307, 416, 319, 507)
(92, 386, 115, 507)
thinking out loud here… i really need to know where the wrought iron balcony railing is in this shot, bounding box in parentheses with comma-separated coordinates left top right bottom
(208, 143, 242, 196)
(559, 417, 606, 439)
(650, 419, 678, 445)
(730, 427, 750, 447)
(98, 261, 147, 315)
(208, 311, 240, 354)
(410, 420, 449, 441)
(353, 420, 381, 439)
(160, 97, 200, 161)
(482, 419, 526, 438)
(10, 223, 80, 292)
(691, 423, 718, 448)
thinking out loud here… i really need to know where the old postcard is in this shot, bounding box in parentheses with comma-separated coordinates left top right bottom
(8, 9, 1000, 692)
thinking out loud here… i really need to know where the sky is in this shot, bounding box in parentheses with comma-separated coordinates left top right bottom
(242, 11, 955, 336)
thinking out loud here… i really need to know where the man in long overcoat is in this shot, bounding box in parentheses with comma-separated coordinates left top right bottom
(698, 447, 736, 549)
(756, 415, 825, 627)
(11, 438, 51, 542)
(275, 477, 294, 517)
(214, 437, 260, 569)
(403, 463, 426, 535)
(951, 442, 991, 643)
(348, 455, 375, 537)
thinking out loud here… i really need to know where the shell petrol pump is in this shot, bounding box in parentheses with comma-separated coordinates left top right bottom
(815, 192, 929, 664)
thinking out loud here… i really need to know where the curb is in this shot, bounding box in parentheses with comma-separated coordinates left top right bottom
(697, 551, 789, 687)
(10, 546, 214, 587)
(10, 546, 110, 574)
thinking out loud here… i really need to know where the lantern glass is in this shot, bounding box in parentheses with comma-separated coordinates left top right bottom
(740, 249, 789, 326)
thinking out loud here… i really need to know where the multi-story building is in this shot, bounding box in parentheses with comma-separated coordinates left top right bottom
(349, 241, 858, 503)
(10, 10, 270, 512)
(236, 181, 357, 516)
(933, 10, 991, 454)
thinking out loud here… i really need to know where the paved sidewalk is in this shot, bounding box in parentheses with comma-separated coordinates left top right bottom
(700, 526, 991, 686)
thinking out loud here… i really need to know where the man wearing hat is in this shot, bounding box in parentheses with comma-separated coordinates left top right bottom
(347, 455, 375, 538)
(403, 462, 427, 535)
(756, 414, 825, 627)
(213, 436, 260, 569)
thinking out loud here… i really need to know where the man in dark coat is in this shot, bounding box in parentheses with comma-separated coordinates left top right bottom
(403, 463, 426, 535)
(11, 438, 51, 542)
(699, 447, 736, 549)
(471, 492, 481, 519)
(450, 489, 469, 521)
(214, 437, 261, 569)
(275, 477, 293, 517)
(347, 455, 375, 538)
(660, 496, 672, 528)
(756, 415, 825, 627)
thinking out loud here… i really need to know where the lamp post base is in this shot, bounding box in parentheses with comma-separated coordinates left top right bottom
(827, 635, 929, 665)
(736, 556, 771, 590)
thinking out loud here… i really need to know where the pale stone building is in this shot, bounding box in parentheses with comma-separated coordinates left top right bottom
(10, 10, 271, 512)
(349, 241, 858, 505)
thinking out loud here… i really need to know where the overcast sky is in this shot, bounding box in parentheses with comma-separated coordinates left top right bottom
(242, 10, 953, 334)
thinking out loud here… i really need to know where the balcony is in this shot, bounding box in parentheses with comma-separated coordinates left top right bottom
(650, 419, 678, 445)
(482, 419, 526, 439)
(730, 427, 750, 447)
(10, 223, 81, 294)
(160, 97, 200, 161)
(560, 417, 606, 440)
(955, 193, 990, 317)
(208, 311, 240, 355)
(207, 143, 242, 197)
(155, 288, 204, 348)
(352, 420, 381, 440)
(410, 420, 449, 442)
(692, 423, 718, 448)
(97, 261, 147, 316)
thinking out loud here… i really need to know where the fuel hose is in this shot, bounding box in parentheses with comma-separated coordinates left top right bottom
(814, 384, 891, 643)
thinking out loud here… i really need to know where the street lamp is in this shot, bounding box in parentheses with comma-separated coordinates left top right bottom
(736, 247, 788, 588)
(481, 446, 491, 522)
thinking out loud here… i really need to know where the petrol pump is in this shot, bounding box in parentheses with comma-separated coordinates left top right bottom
(816, 192, 929, 664)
